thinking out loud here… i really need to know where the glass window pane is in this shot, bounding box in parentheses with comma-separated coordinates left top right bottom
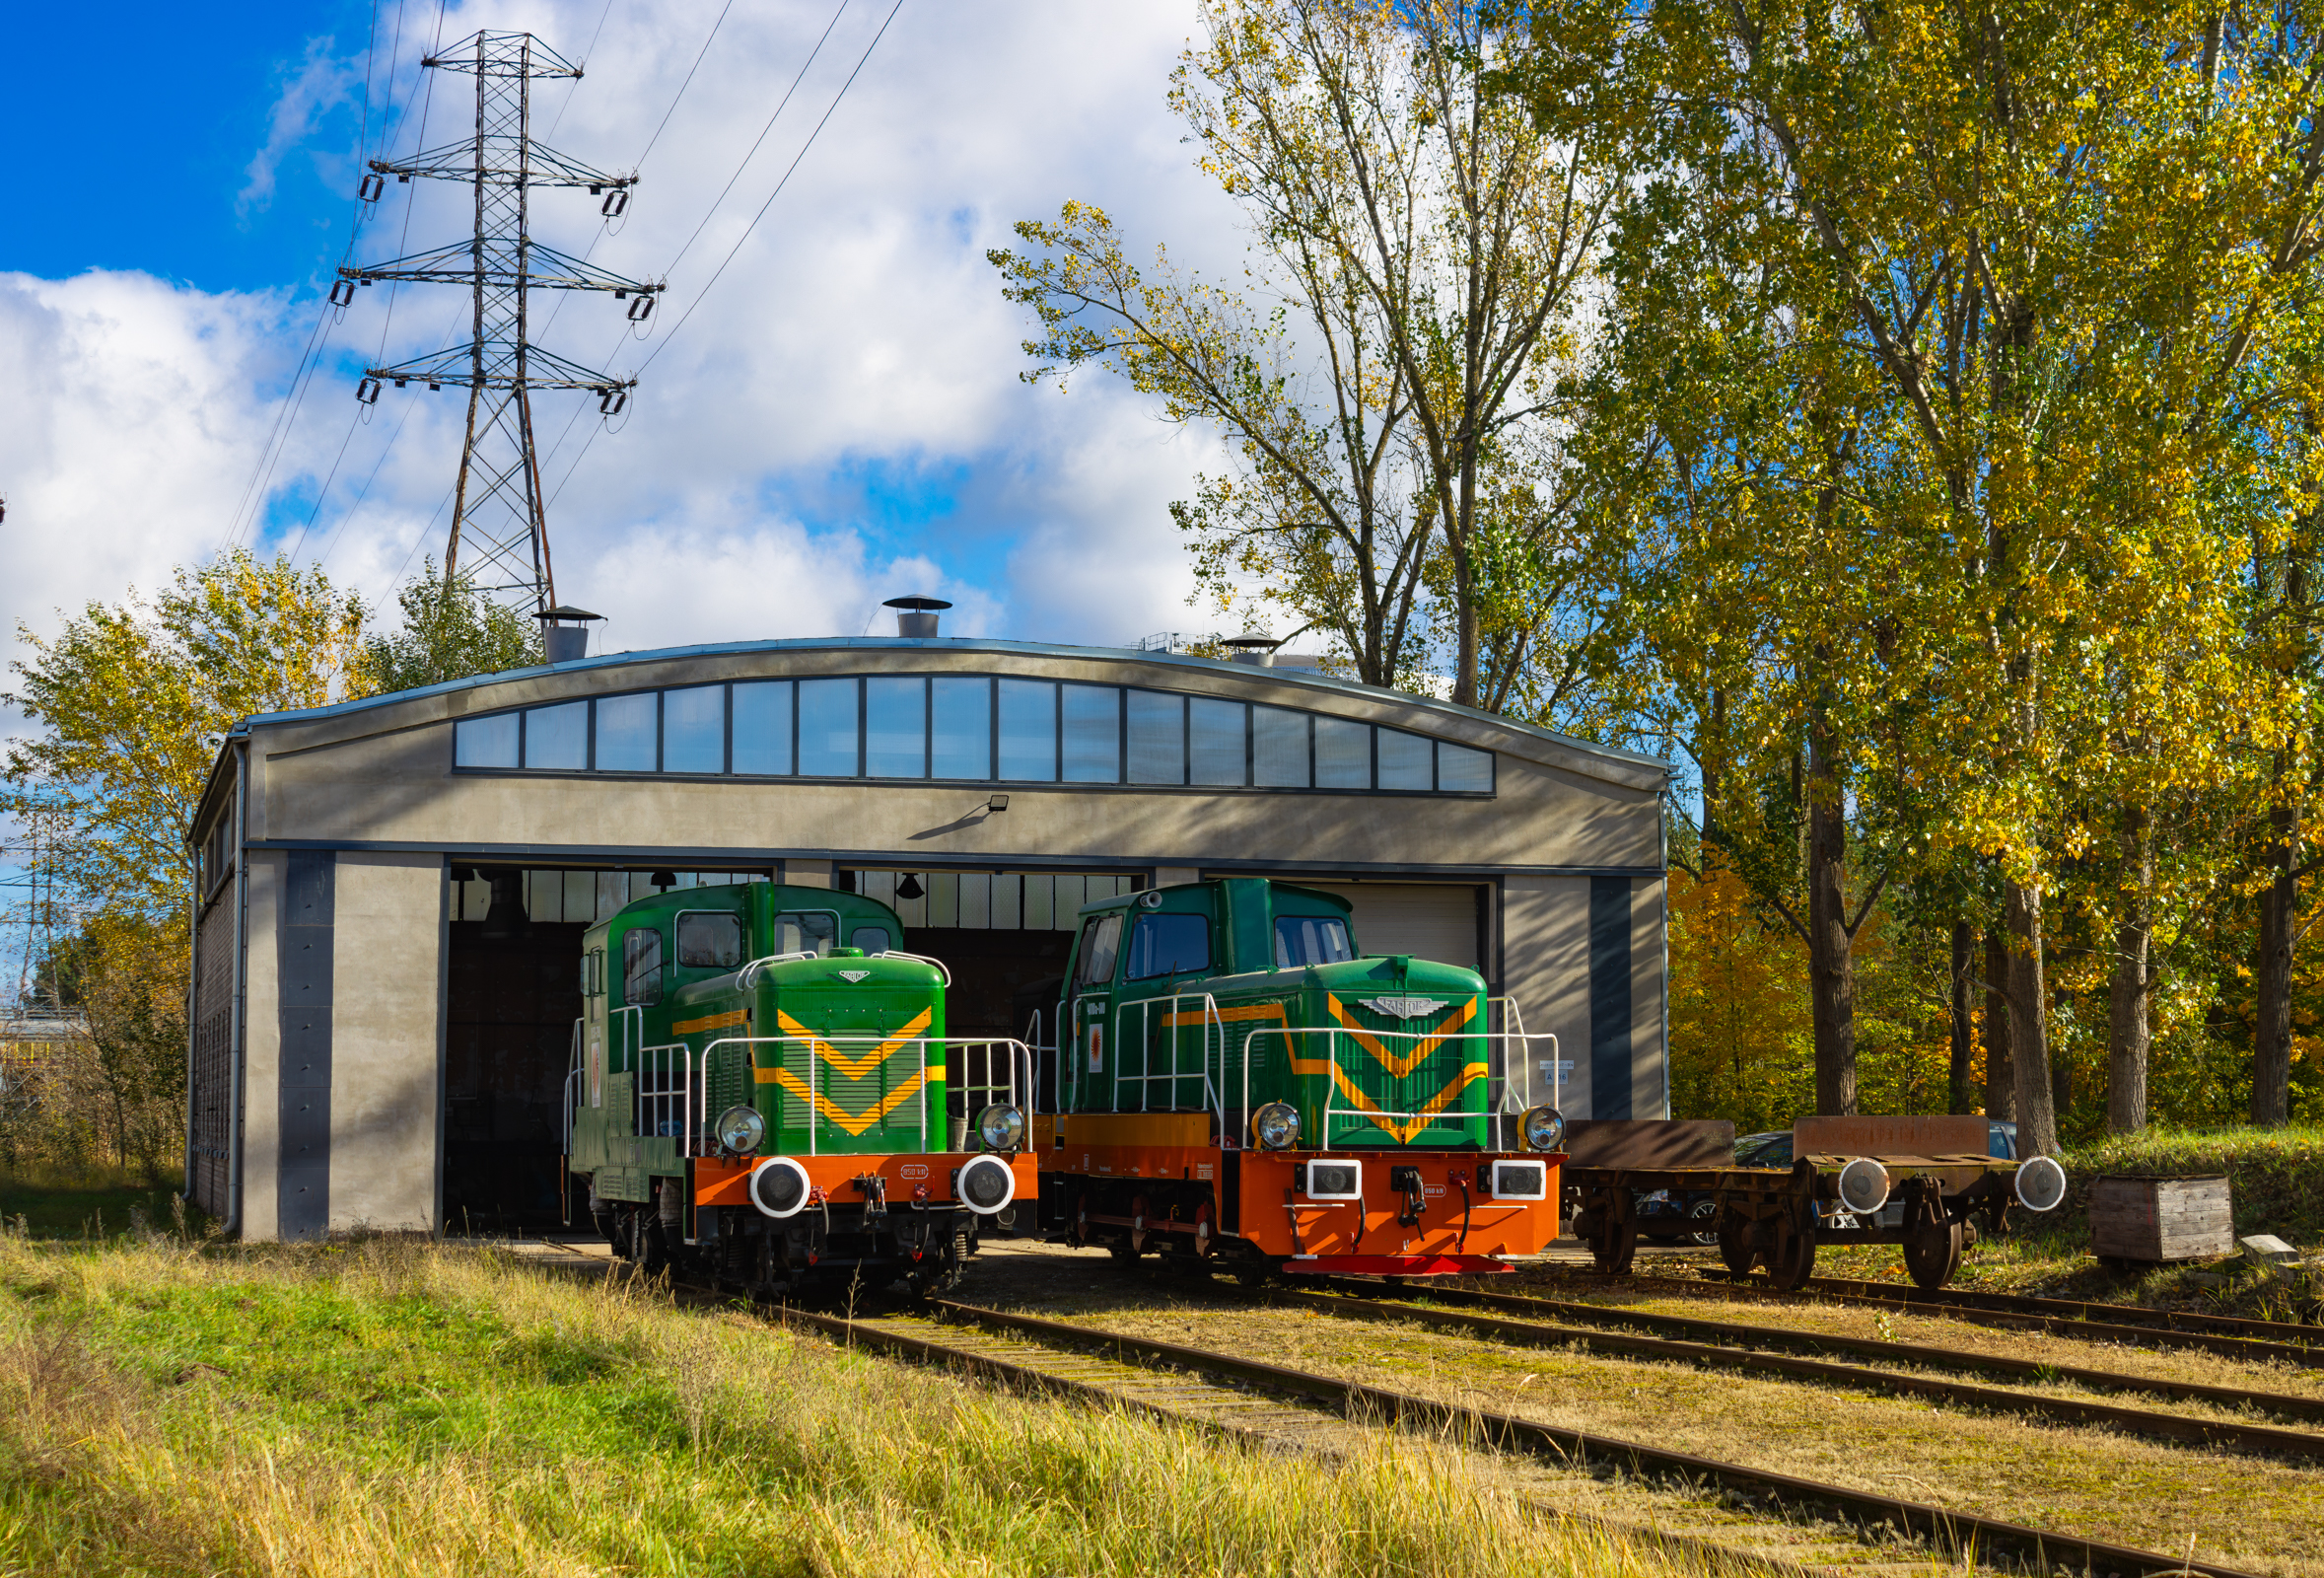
(850, 925, 891, 954)
(1377, 728, 1431, 790)
(1438, 741, 1492, 792)
(768, 911, 837, 956)
(865, 677, 927, 777)
(524, 701, 588, 769)
(622, 928, 663, 1006)
(958, 872, 991, 928)
(455, 713, 519, 768)
(998, 679, 1057, 780)
(1252, 706, 1308, 787)
(1124, 912, 1212, 979)
(1023, 873, 1054, 929)
(1125, 691, 1184, 785)
(858, 870, 896, 908)
(1062, 684, 1120, 783)
(526, 870, 562, 923)
(596, 692, 657, 772)
(732, 681, 793, 775)
(664, 685, 725, 774)
(992, 874, 1021, 929)
(931, 678, 992, 779)
(1190, 697, 1245, 786)
(928, 872, 960, 928)
(563, 870, 593, 918)
(1053, 873, 1086, 927)
(798, 678, 860, 777)
(596, 871, 630, 920)
(1275, 915, 1354, 967)
(676, 912, 743, 968)
(1314, 717, 1371, 789)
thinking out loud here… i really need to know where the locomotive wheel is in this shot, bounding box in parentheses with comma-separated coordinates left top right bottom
(1765, 1218, 1816, 1291)
(1588, 1212, 1637, 1275)
(1903, 1218, 1965, 1292)
(1715, 1207, 1758, 1276)
(1193, 1199, 1216, 1258)
(1129, 1193, 1151, 1255)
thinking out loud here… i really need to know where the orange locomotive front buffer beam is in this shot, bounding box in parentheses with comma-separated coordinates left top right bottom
(694, 1152, 1039, 1209)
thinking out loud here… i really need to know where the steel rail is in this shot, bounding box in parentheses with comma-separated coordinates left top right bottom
(1293, 1274, 2324, 1427)
(1259, 1282, 2324, 1463)
(921, 1297, 2267, 1578)
(1712, 1268, 2324, 1345)
(1560, 1267, 2324, 1369)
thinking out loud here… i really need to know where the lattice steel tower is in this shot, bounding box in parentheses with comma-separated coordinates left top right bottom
(339, 31, 662, 613)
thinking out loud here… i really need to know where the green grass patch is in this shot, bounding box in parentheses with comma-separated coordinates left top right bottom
(0, 1162, 187, 1241)
(0, 1234, 1763, 1577)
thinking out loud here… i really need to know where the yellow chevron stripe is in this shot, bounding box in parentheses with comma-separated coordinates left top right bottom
(763, 1066, 931, 1137)
(1324, 994, 1477, 1077)
(1314, 1061, 1488, 1142)
(773, 1007, 934, 1079)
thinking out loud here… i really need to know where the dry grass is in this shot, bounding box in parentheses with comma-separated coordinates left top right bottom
(973, 1252, 2324, 1578)
(0, 1229, 1807, 1578)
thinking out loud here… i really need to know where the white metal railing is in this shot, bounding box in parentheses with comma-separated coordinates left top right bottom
(677, 1035, 1035, 1158)
(634, 1040, 693, 1142)
(1239, 1023, 1561, 1151)
(1110, 993, 1226, 1126)
(1490, 995, 1560, 1114)
(563, 1018, 584, 1152)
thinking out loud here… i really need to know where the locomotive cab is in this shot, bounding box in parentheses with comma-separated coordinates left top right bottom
(567, 882, 1036, 1297)
(1036, 877, 1565, 1277)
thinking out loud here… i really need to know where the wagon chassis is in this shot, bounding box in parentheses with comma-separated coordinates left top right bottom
(1566, 1156, 2026, 1291)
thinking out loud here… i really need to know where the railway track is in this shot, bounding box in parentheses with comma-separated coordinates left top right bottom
(1545, 1266, 2324, 1368)
(1260, 1277, 2324, 1463)
(1706, 1269, 2324, 1345)
(750, 1284, 2270, 1578)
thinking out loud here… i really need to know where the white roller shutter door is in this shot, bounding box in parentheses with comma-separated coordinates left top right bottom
(1298, 883, 1483, 972)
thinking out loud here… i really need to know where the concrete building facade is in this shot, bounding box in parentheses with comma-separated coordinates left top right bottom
(185, 636, 1671, 1240)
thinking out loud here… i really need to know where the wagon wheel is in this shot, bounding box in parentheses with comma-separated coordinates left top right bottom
(1902, 1217, 1965, 1292)
(1128, 1193, 1151, 1255)
(1193, 1199, 1216, 1258)
(1588, 1210, 1638, 1276)
(1715, 1206, 1759, 1276)
(1765, 1216, 1816, 1291)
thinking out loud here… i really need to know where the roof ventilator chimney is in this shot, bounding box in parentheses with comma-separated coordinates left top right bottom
(884, 595, 951, 638)
(1222, 634, 1283, 668)
(535, 605, 605, 665)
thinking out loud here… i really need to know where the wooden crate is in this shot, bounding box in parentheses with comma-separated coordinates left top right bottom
(2089, 1175, 2234, 1262)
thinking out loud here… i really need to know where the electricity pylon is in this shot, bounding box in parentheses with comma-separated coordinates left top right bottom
(338, 31, 662, 613)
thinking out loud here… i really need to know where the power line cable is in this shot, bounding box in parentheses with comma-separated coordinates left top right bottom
(545, 0, 902, 512)
(633, 0, 737, 171)
(544, 0, 619, 140)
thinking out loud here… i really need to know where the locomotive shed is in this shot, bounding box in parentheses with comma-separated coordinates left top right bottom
(182, 632, 1672, 1240)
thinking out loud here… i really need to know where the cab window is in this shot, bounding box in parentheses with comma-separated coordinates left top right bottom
(850, 925, 891, 955)
(1125, 913, 1211, 980)
(769, 911, 838, 957)
(676, 911, 743, 968)
(1074, 913, 1123, 986)
(622, 929, 664, 1006)
(1274, 915, 1353, 967)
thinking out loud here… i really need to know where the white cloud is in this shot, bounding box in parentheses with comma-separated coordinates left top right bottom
(6, 0, 1263, 683)
(239, 38, 362, 217)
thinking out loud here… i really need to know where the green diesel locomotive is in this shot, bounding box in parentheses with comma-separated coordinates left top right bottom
(1035, 877, 1567, 1276)
(566, 882, 1036, 1296)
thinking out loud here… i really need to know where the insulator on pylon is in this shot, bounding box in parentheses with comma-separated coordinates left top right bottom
(358, 173, 386, 203)
(329, 278, 357, 308)
(600, 189, 629, 218)
(625, 295, 654, 323)
(356, 377, 382, 404)
(598, 389, 628, 416)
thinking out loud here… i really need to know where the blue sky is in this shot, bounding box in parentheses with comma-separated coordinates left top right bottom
(1, 1, 1238, 667)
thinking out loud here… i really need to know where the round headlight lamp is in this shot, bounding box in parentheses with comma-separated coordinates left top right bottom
(716, 1104, 766, 1156)
(976, 1103, 1025, 1152)
(1252, 1101, 1301, 1151)
(1520, 1105, 1566, 1153)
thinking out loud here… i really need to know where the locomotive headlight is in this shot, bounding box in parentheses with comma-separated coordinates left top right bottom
(976, 1103, 1025, 1152)
(2014, 1154, 2068, 1213)
(715, 1105, 766, 1156)
(955, 1153, 1017, 1214)
(1520, 1105, 1566, 1152)
(1252, 1101, 1301, 1151)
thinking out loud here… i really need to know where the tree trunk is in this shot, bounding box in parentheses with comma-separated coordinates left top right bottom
(2006, 879, 2060, 1155)
(1948, 918, 1975, 1113)
(2254, 796, 2296, 1126)
(1805, 717, 1857, 1115)
(1984, 929, 2013, 1120)
(2107, 805, 2151, 1133)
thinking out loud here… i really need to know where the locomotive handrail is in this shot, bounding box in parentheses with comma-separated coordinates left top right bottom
(1489, 995, 1558, 1119)
(1111, 994, 1226, 1134)
(879, 950, 954, 987)
(1238, 1024, 1563, 1150)
(684, 1035, 1036, 1158)
(735, 952, 821, 989)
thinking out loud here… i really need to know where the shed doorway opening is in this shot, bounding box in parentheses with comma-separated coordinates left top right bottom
(442, 865, 768, 1235)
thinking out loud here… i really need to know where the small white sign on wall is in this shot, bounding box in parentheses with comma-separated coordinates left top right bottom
(1539, 1059, 1576, 1079)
